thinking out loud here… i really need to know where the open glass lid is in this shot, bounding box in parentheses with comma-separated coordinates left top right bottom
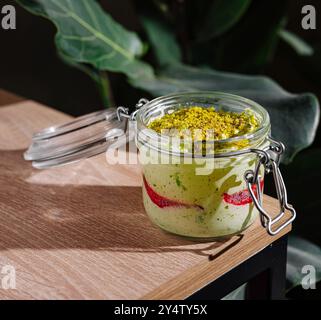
(24, 108, 127, 169)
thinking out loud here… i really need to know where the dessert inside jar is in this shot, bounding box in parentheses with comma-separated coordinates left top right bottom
(136, 92, 270, 240)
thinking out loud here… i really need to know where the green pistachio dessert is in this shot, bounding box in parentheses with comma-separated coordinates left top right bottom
(140, 106, 263, 239)
(148, 106, 258, 141)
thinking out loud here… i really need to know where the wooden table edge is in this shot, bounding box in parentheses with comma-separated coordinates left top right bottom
(142, 213, 291, 300)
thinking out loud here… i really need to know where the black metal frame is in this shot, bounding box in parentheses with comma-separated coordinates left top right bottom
(188, 236, 288, 300)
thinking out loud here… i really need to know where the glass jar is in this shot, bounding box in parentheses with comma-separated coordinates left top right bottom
(25, 91, 296, 240)
(134, 92, 295, 239)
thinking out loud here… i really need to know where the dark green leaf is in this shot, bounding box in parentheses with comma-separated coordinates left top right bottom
(196, 0, 252, 41)
(279, 29, 314, 56)
(132, 64, 319, 162)
(140, 14, 182, 67)
(16, 0, 154, 80)
(287, 236, 321, 291)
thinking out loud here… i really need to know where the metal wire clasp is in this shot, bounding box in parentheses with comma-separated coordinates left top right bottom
(116, 98, 149, 122)
(244, 137, 296, 235)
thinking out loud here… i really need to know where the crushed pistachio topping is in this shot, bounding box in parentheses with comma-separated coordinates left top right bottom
(148, 106, 259, 141)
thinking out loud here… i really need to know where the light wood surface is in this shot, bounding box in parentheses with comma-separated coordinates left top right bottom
(0, 91, 291, 300)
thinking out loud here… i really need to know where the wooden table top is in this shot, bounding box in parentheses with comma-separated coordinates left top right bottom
(0, 90, 292, 300)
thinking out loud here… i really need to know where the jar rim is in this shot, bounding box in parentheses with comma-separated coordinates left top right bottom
(136, 91, 271, 157)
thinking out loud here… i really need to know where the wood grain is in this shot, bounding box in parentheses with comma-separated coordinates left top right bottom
(0, 95, 292, 300)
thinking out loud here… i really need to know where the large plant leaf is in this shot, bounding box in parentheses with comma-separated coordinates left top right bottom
(16, 0, 154, 80)
(132, 64, 319, 162)
(140, 14, 182, 67)
(279, 29, 314, 56)
(287, 236, 321, 291)
(196, 0, 252, 41)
